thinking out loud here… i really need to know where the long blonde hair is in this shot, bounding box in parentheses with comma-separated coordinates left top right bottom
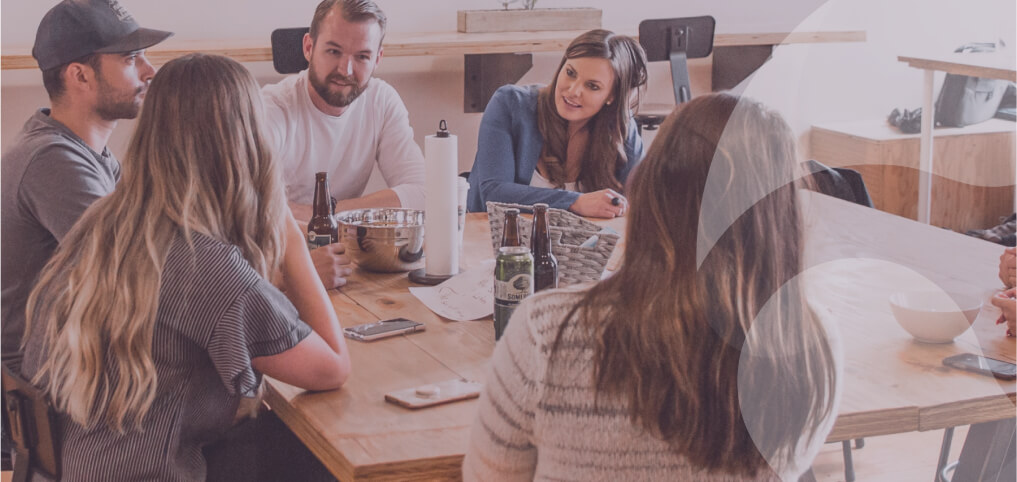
(24, 53, 288, 432)
(560, 93, 837, 476)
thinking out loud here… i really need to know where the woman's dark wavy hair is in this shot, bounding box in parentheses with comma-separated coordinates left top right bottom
(536, 29, 647, 192)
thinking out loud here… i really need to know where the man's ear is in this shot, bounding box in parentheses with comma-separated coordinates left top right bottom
(64, 61, 97, 93)
(303, 33, 314, 63)
(375, 46, 384, 68)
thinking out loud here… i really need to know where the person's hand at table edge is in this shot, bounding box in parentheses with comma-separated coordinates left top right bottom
(569, 189, 627, 218)
(1000, 247, 1015, 289)
(991, 287, 1016, 337)
(310, 242, 354, 289)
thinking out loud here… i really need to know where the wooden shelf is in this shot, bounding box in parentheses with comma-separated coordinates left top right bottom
(1, 30, 865, 70)
(898, 52, 1017, 82)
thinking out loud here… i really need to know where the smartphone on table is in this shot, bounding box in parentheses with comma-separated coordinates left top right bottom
(384, 379, 483, 409)
(343, 318, 425, 342)
(942, 353, 1017, 381)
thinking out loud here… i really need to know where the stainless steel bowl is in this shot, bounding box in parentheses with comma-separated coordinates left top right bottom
(336, 208, 425, 273)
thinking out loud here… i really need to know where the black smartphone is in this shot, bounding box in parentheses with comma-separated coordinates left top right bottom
(942, 353, 1017, 381)
(343, 318, 425, 341)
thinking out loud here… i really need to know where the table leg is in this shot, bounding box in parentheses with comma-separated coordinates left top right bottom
(918, 68, 936, 224)
(951, 418, 1016, 482)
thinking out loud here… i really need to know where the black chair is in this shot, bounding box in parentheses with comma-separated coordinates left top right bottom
(2, 364, 60, 482)
(271, 27, 310, 74)
(801, 159, 874, 209)
(633, 16, 716, 132)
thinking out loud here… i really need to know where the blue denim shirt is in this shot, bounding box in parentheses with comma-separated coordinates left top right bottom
(467, 84, 644, 212)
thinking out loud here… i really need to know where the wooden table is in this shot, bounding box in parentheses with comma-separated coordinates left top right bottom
(897, 52, 1017, 224)
(266, 191, 1014, 480)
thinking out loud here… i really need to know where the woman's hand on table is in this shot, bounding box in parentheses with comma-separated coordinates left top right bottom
(991, 288, 1016, 337)
(310, 242, 354, 289)
(1000, 247, 1015, 288)
(570, 189, 627, 218)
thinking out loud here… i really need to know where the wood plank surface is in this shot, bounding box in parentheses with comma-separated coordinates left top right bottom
(802, 192, 1015, 444)
(1, 30, 865, 70)
(265, 195, 1015, 480)
(457, 8, 602, 34)
(919, 393, 1017, 433)
(827, 407, 920, 443)
(898, 53, 1017, 82)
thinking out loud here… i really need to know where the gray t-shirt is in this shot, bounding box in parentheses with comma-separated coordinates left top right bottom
(21, 232, 312, 481)
(1, 109, 120, 369)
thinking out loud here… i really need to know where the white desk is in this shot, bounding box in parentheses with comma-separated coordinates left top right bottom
(897, 52, 1017, 224)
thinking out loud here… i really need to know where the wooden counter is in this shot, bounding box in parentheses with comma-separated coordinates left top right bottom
(810, 118, 1016, 232)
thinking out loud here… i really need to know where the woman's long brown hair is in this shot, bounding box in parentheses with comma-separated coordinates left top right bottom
(561, 93, 837, 476)
(536, 29, 647, 192)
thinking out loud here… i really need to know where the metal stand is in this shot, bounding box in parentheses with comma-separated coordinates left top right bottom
(633, 16, 714, 132)
(408, 268, 453, 285)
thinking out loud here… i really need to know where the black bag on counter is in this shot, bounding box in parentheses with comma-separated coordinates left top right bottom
(935, 42, 1008, 127)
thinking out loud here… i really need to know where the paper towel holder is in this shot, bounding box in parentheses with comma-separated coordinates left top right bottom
(410, 119, 457, 286)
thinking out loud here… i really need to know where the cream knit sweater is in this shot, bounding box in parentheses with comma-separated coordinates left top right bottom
(463, 288, 842, 481)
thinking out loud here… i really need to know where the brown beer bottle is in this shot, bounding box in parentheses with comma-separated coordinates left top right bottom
(501, 208, 521, 247)
(530, 203, 558, 291)
(307, 172, 338, 249)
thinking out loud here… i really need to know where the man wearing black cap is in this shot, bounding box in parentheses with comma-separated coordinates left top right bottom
(0, 0, 172, 370)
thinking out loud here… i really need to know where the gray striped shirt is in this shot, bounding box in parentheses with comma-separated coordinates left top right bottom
(22, 232, 311, 481)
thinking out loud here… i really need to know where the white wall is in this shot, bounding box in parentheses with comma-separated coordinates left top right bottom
(2, 0, 1014, 193)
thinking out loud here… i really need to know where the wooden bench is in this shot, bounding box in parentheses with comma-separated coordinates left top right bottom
(810, 118, 1015, 232)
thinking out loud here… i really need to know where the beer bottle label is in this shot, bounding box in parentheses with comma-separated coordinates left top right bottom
(494, 273, 533, 303)
(307, 232, 332, 250)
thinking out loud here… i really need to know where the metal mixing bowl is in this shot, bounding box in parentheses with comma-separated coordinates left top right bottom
(336, 208, 425, 273)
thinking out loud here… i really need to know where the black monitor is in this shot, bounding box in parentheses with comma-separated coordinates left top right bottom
(638, 16, 716, 104)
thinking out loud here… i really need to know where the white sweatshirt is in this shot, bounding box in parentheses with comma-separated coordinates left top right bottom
(262, 71, 426, 209)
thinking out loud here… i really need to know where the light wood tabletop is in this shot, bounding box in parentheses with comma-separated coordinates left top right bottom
(265, 191, 1014, 480)
(0, 30, 865, 70)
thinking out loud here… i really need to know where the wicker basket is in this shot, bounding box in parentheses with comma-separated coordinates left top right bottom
(486, 202, 620, 285)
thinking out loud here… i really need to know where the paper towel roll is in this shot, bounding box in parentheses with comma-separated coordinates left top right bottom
(424, 121, 459, 277)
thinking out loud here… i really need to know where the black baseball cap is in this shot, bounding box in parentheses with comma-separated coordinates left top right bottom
(32, 0, 173, 71)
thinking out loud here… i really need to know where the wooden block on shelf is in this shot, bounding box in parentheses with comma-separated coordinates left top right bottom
(457, 8, 601, 33)
(810, 119, 1015, 232)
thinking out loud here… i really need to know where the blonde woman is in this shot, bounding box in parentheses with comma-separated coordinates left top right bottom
(465, 93, 841, 480)
(21, 54, 349, 481)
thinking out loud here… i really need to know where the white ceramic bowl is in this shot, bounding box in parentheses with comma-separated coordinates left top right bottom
(888, 291, 982, 343)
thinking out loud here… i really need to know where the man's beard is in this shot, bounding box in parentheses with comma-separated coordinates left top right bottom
(309, 67, 368, 109)
(95, 83, 144, 121)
